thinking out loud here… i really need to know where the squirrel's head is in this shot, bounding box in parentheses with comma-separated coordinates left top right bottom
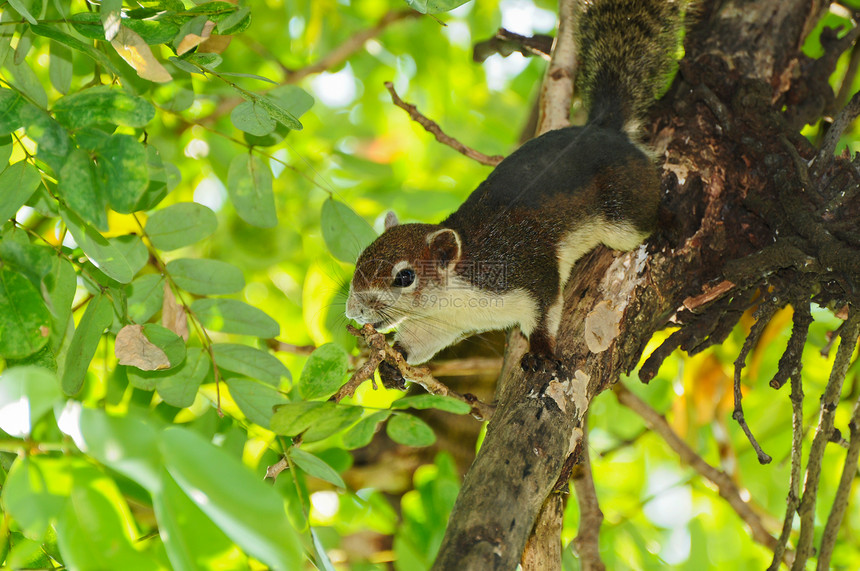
(345, 212, 463, 331)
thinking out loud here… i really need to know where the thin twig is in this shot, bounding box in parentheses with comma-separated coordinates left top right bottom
(813, 90, 860, 176)
(770, 302, 813, 390)
(767, 370, 805, 571)
(284, 10, 419, 84)
(835, 42, 860, 111)
(733, 301, 780, 464)
(615, 384, 789, 563)
(384, 82, 504, 166)
(817, 391, 860, 569)
(338, 324, 496, 420)
(793, 311, 860, 570)
(473, 28, 554, 63)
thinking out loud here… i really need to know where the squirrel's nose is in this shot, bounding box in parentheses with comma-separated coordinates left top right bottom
(344, 296, 365, 322)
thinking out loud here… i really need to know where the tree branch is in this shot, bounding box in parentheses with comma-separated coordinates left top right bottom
(384, 82, 504, 166)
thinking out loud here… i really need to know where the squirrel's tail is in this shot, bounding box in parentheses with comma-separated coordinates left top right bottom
(576, 0, 685, 133)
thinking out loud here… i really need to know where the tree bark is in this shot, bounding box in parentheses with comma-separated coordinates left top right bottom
(433, 0, 860, 568)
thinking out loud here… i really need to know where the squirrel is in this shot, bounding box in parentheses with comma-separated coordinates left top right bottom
(346, 0, 683, 375)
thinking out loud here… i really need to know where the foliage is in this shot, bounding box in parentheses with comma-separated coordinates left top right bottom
(0, 0, 857, 570)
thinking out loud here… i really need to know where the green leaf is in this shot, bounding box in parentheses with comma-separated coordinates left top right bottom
(0, 267, 52, 359)
(127, 274, 165, 323)
(96, 134, 149, 214)
(212, 343, 289, 386)
(110, 234, 148, 277)
(168, 56, 203, 74)
(160, 426, 304, 571)
(256, 95, 303, 130)
(156, 347, 210, 408)
(61, 293, 113, 395)
(58, 149, 107, 230)
(299, 342, 349, 400)
(75, 405, 162, 493)
(146, 202, 217, 250)
(0, 160, 42, 224)
(56, 471, 154, 570)
(390, 394, 471, 414)
(0, 366, 63, 438)
(137, 144, 180, 211)
(45, 257, 77, 352)
(288, 448, 345, 488)
(191, 298, 279, 338)
(219, 71, 278, 84)
(49, 41, 73, 95)
(386, 413, 436, 447)
(125, 15, 181, 45)
(31, 24, 121, 79)
(226, 154, 277, 228)
(141, 323, 186, 369)
(154, 470, 237, 571)
(166, 258, 245, 295)
(184, 52, 222, 69)
(270, 402, 363, 442)
(216, 6, 251, 35)
(60, 206, 137, 283)
(403, 0, 472, 14)
(342, 410, 392, 449)
(231, 101, 276, 136)
(321, 198, 377, 263)
(7, 0, 37, 25)
(0, 89, 29, 135)
(53, 86, 156, 129)
(6, 60, 47, 109)
(226, 377, 288, 428)
(1, 456, 75, 539)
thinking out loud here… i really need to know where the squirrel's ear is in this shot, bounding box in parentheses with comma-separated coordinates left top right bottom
(426, 228, 462, 268)
(384, 211, 399, 231)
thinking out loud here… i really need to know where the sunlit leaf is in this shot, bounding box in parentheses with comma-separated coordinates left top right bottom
(166, 258, 245, 295)
(111, 25, 172, 83)
(156, 346, 210, 408)
(0, 366, 62, 438)
(146, 202, 217, 250)
(96, 134, 150, 214)
(127, 274, 165, 324)
(0, 268, 52, 360)
(60, 206, 137, 283)
(212, 343, 289, 386)
(298, 342, 349, 400)
(1, 456, 75, 538)
(49, 41, 73, 95)
(160, 427, 304, 570)
(390, 394, 471, 414)
(321, 198, 377, 263)
(191, 298, 279, 338)
(342, 410, 391, 449)
(58, 149, 107, 230)
(226, 377, 288, 428)
(288, 448, 345, 488)
(226, 153, 277, 228)
(403, 0, 472, 14)
(0, 160, 42, 225)
(386, 413, 436, 447)
(231, 101, 276, 136)
(53, 86, 156, 129)
(61, 293, 113, 395)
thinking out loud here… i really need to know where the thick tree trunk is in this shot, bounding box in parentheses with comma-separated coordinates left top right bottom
(432, 0, 860, 568)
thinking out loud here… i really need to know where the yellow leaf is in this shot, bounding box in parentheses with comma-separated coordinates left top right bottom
(176, 20, 216, 55)
(111, 26, 172, 83)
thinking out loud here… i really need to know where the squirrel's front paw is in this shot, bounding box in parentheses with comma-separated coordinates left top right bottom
(520, 352, 563, 376)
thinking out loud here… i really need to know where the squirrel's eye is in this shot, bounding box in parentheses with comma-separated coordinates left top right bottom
(392, 268, 415, 288)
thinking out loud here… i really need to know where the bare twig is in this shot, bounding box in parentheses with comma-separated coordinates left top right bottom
(770, 302, 813, 390)
(284, 10, 419, 84)
(733, 301, 779, 464)
(768, 370, 805, 571)
(793, 311, 860, 570)
(537, 0, 578, 132)
(267, 339, 317, 357)
(572, 424, 605, 571)
(817, 391, 860, 569)
(615, 384, 789, 563)
(384, 82, 504, 166)
(340, 324, 496, 420)
(265, 456, 289, 481)
(682, 279, 735, 311)
(813, 90, 860, 176)
(473, 28, 554, 62)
